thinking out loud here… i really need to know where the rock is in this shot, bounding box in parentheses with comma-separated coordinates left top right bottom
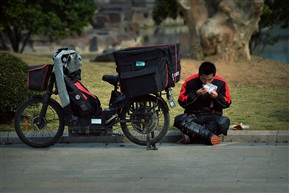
(93, 49, 116, 62)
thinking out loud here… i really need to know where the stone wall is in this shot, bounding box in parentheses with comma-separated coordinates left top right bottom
(23, 0, 157, 55)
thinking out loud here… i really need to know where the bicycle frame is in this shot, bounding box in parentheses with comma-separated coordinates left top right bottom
(34, 73, 57, 128)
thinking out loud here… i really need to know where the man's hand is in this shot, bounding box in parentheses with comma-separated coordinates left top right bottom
(196, 88, 208, 95)
(210, 90, 218, 98)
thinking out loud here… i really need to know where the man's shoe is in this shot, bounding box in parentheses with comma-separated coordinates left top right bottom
(210, 135, 221, 145)
(183, 134, 191, 144)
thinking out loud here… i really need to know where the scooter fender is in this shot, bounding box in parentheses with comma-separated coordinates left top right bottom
(134, 94, 169, 113)
(32, 95, 64, 115)
(155, 96, 170, 112)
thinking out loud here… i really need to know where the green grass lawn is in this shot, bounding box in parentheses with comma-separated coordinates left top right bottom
(1, 53, 288, 131)
(79, 61, 289, 131)
(166, 84, 289, 131)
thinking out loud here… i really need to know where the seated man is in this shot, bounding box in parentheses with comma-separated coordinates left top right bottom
(174, 61, 232, 145)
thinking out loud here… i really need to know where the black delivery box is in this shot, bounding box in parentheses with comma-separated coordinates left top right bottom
(113, 43, 181, 97)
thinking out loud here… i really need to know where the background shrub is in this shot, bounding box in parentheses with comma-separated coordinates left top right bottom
(0, 52, 29, 124)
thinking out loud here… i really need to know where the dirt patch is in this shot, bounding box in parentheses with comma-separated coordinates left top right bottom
(180, 56, 289, 87)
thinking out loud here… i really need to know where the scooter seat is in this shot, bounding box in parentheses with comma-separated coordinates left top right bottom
(102, 75, 119, 86)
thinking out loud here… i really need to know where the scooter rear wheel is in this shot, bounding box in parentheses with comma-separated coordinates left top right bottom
(120, 95, 170, 146)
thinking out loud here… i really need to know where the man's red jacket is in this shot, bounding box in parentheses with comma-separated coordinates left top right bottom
(178, 74, 232, 116)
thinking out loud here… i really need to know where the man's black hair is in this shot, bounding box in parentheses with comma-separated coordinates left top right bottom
(199, 62, 216, 76)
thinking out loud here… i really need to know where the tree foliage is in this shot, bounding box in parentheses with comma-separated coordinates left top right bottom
(0, 52, 29, 123)
(152, 0, 182, 26)
(250, 0, 289, 54)
(0, 0, 96, 53)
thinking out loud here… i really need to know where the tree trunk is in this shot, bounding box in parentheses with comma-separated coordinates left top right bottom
(20, 32, 31, 53)
(0, 31, 9, 51)
(177, 0, 206, 60)
(178, 0, 264, 61)
(5, 26, 22, 53)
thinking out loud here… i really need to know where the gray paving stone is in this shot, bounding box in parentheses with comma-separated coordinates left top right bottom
(1, 142, 288, 193)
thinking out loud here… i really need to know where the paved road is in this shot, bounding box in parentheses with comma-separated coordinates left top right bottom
(1, 142, 288, 193)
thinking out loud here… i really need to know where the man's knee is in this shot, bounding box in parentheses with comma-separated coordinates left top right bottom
(173, 114, 188, 129)
(174, 114, 198, 134)
(217, 116, 230, 135)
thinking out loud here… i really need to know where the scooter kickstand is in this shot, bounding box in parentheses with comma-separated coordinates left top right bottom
(146, 130, 158, 150)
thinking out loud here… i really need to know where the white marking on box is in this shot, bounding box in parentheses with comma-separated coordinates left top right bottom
(91, 119, 102, 124)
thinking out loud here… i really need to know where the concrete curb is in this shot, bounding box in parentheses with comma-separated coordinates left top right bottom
(1, 130, 288, 145)
(163, 130, 289, 143)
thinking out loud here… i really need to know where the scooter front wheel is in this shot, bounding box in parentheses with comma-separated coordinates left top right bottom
(120, 95, 170, 146)
(14, 97, 64, 148)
